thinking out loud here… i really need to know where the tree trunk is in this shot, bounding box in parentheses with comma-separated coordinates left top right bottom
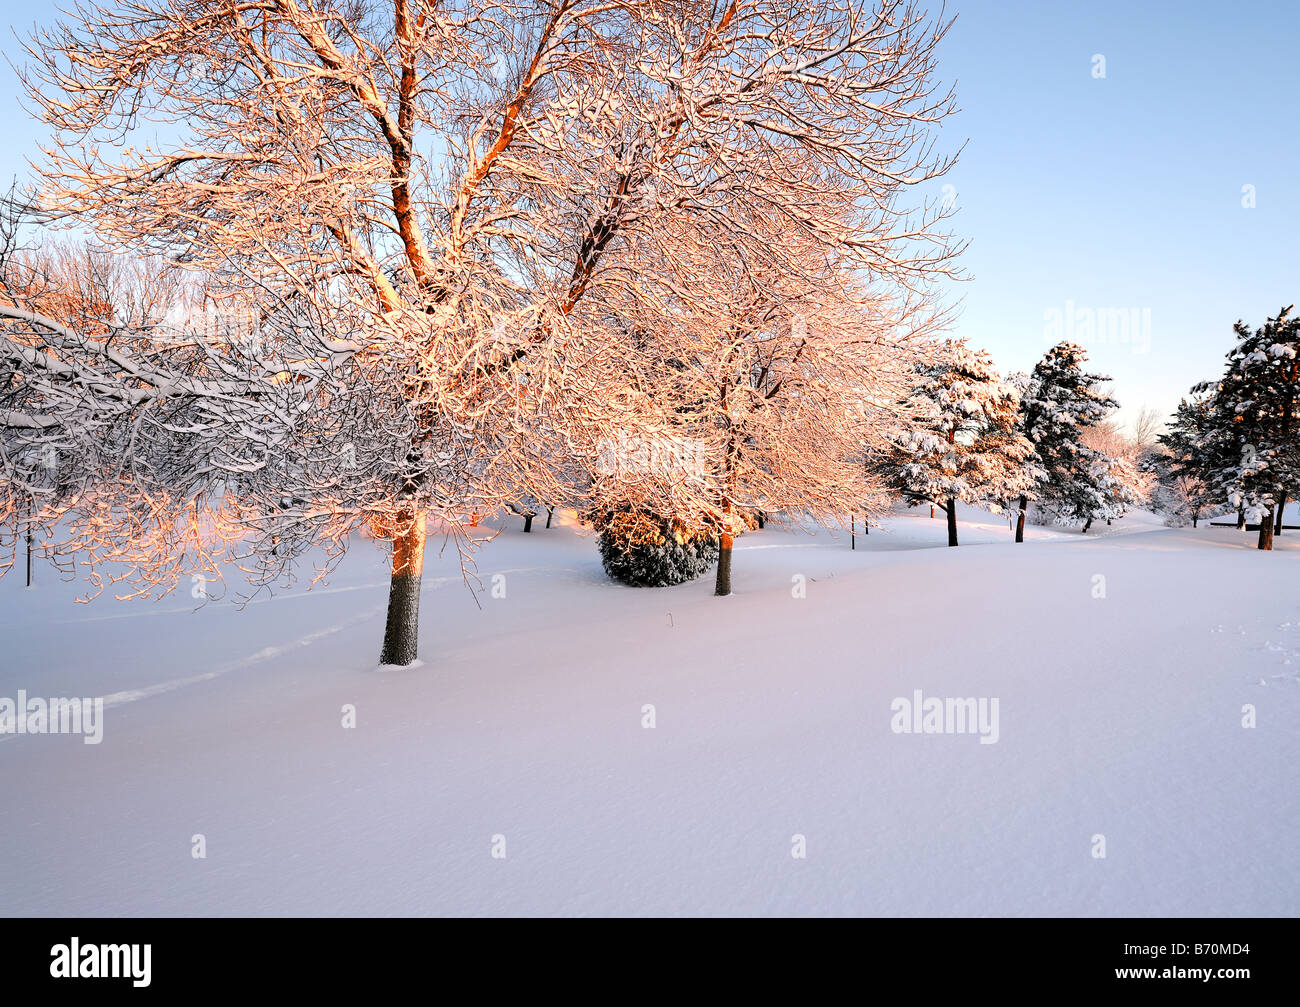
(379, 513, 426, 666)
(1258, 507, 1275, 551)
(716, 371, 737, 596)
(24, 507, 33, 588)
(1275, 493, 1286, 535)
(1236, 505, 1245, 530)
(946, 497, 958, 547)
(545, 506, 554, 529)
(522, 513, 533, 533)
(1014, 494, 1026, 543)
(930, 504, 935, 519)
(1191, 513, 1198, 528)
(850, 514, 855, 550)
(715, 531, 733, 596)
(1082, 517, 1092, 534)
(756, 511, 765, 529)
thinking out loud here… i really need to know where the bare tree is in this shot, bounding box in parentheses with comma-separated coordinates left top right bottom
(580, 203, 941, 594)
(0, 219, 186, 586)
(1132, 405, 1163, 457)
(5, 0, 961, 663)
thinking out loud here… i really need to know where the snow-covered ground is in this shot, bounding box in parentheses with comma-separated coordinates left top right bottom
(1, 505, 1296, 916)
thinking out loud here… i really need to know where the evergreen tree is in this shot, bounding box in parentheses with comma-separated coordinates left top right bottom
(1068, 441, 1143, 532)
(1154, 396, 1220, 528)
(593, 505, 719, 587)
(889, 340, 1038, 546)
(1198, 307, 1300, 549)
(1012, 342, 1121, 536)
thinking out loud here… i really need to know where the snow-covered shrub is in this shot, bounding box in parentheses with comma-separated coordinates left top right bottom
(594, 507, 718, 587)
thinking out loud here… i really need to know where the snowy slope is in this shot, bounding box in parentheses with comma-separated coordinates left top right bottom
(1, 507, 1296, 916)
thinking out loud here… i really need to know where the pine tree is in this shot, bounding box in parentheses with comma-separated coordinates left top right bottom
(1012, 342, 1122, 536)
(1153, 396, 1219, 528)
(1199, 307, 1300, 549)
(1071, 438, 1143, 531)
(889, 340, 1038, 546)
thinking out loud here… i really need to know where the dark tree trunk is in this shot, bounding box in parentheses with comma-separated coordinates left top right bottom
(1014, 494, 1026, 543)
(545, 507, 554, 529)
(1191, 513, 1198, 528)
(864, 516, 868, 535)
(1258, 507, 1275, 551)
(946, 497, 958, 547)
(850, 514, 855, 550)
(522, 513, 533, 533)
(25, 513, 32, 588)
(716, 370, 738, 596)
(1275, 494, 1286, 535)
(715, 531, 733, 596)
(1082, 517, 1092, 534)
(756, 511, 765, 529)
(379, 513, 426, 666)
(1236, 505, 1246, 530)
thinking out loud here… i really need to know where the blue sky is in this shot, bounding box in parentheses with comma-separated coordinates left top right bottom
(2, 0, 1297, 429)
(936, 0, 1299, 426)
